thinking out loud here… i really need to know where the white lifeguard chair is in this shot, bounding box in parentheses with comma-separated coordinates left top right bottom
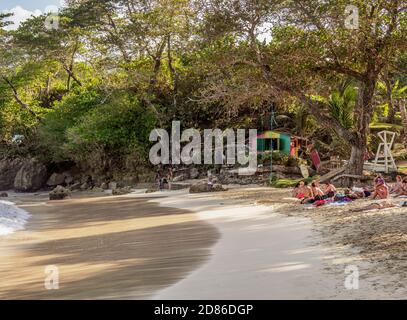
(371, 130, 397, 173)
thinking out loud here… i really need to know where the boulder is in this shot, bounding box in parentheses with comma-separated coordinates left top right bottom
(14, 159, 48, 192)
(212, 183, 227, 192)
(112, 187, 132, 195)
(62, 167, 81, 185)
(189, 167, 200, 179)
(0, 158, 24, 190)
(49, 185, 71, 200)
(189, 181, 211, 193)
(172, 174, 186, 182)
(108, 181, 118, 190)
(0, 192, 8, 197)
(100, 182, 108, 190)
(64, 174, 74, 185)
(46, 173, 66, 187)
(190, 181, 227, 193)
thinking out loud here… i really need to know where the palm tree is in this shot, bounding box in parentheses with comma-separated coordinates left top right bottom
(399, 98, 407, 147)
(328, 83, 357, 130)
(376, 79, 407, 125)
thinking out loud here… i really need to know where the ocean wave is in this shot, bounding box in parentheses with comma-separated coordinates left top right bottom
(0, 200, 31, 236)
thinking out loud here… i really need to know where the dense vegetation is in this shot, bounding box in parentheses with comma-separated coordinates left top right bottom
(0, 0, 406, 180)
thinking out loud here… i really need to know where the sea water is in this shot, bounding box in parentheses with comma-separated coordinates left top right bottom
(0, 200, 31, 236)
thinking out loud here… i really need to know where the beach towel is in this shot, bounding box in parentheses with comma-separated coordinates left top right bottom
(314, 200, 327, 207)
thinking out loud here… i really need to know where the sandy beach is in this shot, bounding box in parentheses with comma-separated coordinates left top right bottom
(145, 189, 405, 299)
(0, 191, 218, 299)
(0, 187, 405, 299)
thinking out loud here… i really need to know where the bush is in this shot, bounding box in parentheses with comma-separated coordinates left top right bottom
(64, 93, 156, 173)
(39, 87, 102, 162)
(268, 176, 315, 188)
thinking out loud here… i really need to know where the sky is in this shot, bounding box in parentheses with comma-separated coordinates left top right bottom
(0, 0, 62, 29)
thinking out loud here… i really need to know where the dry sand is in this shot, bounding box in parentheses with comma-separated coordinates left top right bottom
(128, 189, 403, 299)
(216, 187, 407, 297)
(0, 192, 218, 299)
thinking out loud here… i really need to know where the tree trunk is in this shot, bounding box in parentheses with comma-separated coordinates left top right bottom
(346, 143, 365, 185)
(345, 78, 376, 184)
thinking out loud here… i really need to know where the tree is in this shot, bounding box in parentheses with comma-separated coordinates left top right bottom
(197, 0, 406, 181)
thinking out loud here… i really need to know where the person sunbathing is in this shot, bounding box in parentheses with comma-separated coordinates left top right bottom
(296, 181, 315, 203)
(292, 182, 301, 198)
(323, 181, 337, 198)
(350, 186, 371, 198)
(302, 181, 323, 204)
(391, 175, 404, 194)
(395, 178, 407, 196)
(351, 202, 396, 212)
(311, 181, 324, 199)
(295, 181, 313, 199)
(344, 188, 361, 200)
(371, 177, 389, 200)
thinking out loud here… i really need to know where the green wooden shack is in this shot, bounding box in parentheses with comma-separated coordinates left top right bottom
(256, 131, 291, 155)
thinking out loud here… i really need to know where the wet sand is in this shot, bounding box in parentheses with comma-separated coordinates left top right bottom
(0, 193, 219, 299)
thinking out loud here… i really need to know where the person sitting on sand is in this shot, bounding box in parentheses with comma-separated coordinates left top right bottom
(296, 181, 313, 201)
(311, 181, 324, 200)
(323, 181, 337, 198)
(395, 178, 407, 196)
(390, 175, 404, 194)
(293, 181, 311, 198)
(293, 182, 301, 198)
(302, 181, 324, 204)
(371, 177, 389, 200)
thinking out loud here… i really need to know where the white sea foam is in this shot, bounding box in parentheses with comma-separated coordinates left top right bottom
(0, 200, 31, 236)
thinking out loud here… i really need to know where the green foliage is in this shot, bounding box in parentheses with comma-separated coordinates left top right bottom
(1, 0, 406, 178)
(39, 88, 102, 161)
(63, 93, 155, 172)
(268, 177, 315, 188)
(328, 84, 357, 130)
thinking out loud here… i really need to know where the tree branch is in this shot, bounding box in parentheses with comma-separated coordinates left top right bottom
(1, 76, 43, 123)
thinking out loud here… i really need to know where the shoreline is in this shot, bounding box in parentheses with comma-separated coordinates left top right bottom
(0, 191, 218, 299)
(0, 199, 31, 236)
